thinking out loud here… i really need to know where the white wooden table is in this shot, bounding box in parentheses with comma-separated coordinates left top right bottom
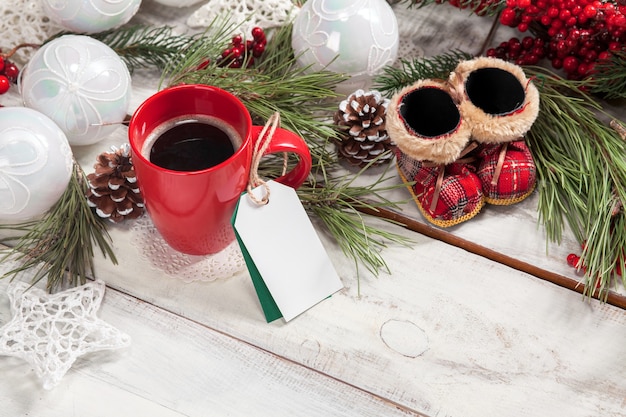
(1, 2, 625, 416)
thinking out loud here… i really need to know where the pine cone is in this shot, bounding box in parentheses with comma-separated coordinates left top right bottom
(333, 89, 395, 167)
(86, 144, 144, 223)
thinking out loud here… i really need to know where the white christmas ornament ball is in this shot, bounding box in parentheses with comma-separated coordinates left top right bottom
(0, 107, 73, 222)
(291, 0, 399, 93)
(41, 0, 142, 34)
(21, 35, 132, 146)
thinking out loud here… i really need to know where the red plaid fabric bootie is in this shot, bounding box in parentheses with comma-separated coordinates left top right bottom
(449, 57, 540, 205)
(387, 79, 484, 227)
(476, 140, 536, 205)
(395, 147, 484, 227)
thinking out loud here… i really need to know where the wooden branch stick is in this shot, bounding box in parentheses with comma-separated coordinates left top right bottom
(356, 204, 626, 311)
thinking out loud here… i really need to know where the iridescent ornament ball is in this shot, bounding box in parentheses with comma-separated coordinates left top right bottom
(0, 107, 73, 222)
(20, 35, 132, 146)
(41, 0, 142, 34)
(291, 0, 399, 93)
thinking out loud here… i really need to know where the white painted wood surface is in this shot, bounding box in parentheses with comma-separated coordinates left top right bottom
(1, 2, 625, 417)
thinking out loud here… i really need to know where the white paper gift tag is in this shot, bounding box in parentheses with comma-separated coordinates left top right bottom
(232, 180, 343, 322)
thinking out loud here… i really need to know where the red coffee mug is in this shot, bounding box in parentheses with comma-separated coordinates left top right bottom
(128, 84, 312, 255)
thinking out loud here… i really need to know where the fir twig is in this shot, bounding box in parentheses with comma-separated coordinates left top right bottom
(588, 51, 626, 100)
(525, 66, 626, 299)
(89, 25, 201, 73)
(0, 163, 117, 292)
(300, 161, 414, 284)
(161, 21, 345, 166)
(374, 50, 473, 96)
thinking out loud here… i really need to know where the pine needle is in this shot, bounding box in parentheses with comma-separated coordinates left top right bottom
(0, 163, 117, 292)
(161, 20, 345, 167)
(301, 161, 415, 282)
(374, 50, 473, 96)
(525, 66, 626, 299)
(588, 51, 626, 100)
(47, 25, 199, 74)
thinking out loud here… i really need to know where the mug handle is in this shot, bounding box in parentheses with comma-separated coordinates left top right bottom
(251, 125, 312, 189)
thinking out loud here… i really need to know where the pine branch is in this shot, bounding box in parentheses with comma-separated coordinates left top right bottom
(0, 163, 117, 292)
(161, 22, 346, 166)
(374, 50, 473, 96)
(299, 160, 415, 287)
(525, 66, 626, 299)
(589, 51, 626, 100)
(88, 25, 201, 73)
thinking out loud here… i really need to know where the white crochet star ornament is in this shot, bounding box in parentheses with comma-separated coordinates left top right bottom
(187, 0, 298, 35)
(0, 0, 63, 64)
(0, 279, 130, 390)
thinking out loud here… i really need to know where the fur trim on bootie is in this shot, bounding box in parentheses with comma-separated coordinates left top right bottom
(387, 79, 472, 165)
(450, 57, 539, 144)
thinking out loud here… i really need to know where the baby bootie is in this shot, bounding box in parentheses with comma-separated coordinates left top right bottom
(450, 57, 539, 205)
(475, 140, 536, 205)
(388, 79, 484, 227)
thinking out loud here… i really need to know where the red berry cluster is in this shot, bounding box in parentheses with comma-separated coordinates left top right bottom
(492, 0, 626, 79)
(218, 27, 267, 69)
(486, 35, 547, 65)
(0, 55, 19, 94)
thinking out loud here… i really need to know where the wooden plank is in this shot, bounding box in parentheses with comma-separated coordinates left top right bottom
(68, 212, 626, 417)
(0, 276, 420, 417)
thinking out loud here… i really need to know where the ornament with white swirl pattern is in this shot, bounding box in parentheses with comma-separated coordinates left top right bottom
(41, 0, 141, 34)
(20, 35, 132, 146)
(0, 107, 73, 222)
(291, 0, 399, 94)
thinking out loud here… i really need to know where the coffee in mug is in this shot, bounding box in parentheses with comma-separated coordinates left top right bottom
(142, 115, 241, 172)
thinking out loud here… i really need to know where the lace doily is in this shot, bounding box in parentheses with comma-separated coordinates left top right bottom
(187, 0, 298, 35)
(0, 279, 131, 390)
(130, 215, 246, 283)
(0, 0, 64, 65)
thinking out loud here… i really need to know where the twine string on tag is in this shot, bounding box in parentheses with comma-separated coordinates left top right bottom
(246, 112, 287, 205)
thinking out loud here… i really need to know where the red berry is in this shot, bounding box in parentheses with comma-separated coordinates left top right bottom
(567, 253, 580, 267)
(197, 59, 211, 70)
(229, 59, 243, 69)
(4, 61, 19, 82)
(252, 42, 265, 58)
(0, 75, 10, 94)
(583, 4, 597, 19)
(563, 55, 579, 73)
(251, 27, 265, 41)
(232, 35, 243, 46)
(522, 36, 534, 49)
(231, 47, 243, 58)
(500, 8, 518, 26)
